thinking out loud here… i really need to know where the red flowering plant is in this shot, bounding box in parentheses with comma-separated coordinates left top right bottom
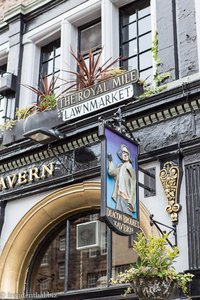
(113, 233, 193, 297)
(60, 47, 123, 94)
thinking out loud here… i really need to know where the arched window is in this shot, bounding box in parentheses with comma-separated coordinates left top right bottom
(26, 211, 138, 295)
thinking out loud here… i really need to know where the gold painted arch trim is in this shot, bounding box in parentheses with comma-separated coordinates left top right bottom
(0, 181, 157, 297)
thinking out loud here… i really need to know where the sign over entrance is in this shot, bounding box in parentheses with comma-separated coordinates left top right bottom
(57, 69, 140, 121)
(100, 125, 139, 235)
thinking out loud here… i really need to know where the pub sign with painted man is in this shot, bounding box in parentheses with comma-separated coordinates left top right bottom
(100, 125, 139, 235)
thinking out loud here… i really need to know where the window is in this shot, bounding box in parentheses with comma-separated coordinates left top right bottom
(27, 212, 137, 295)
(120, 0, 152, 83)
(87, 273, 96, 288)
(89, 248, 97, 258)
(40, 39, 61, 92)
(144, 167, 156, 197)
(39, 279, 48, 292)
(78, 20, 101, 64)
(59, 236, 66, 251)
(100, 222, 107, 255)
(40, 252, 48, 266)
(0, 64, 12, 126)
(59, 264, 65, 280)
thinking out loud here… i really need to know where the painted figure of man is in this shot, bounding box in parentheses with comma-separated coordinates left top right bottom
(108, 144, 136, 216)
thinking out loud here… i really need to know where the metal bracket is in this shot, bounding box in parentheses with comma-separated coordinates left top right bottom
(150, 214, 177, 248)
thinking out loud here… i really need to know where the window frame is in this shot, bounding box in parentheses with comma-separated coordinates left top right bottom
(25, 209, 139, 299)
(119, 0, 152, 81)
(39, 38, 61, 94)
(78, 18, 101, 58)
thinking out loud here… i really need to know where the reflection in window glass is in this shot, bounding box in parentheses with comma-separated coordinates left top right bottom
(79, 21, 101, 55)
(68, 215, 107, 290)
(120, 0, 152, 80)
(139, 51, 152, 70)
(59, 236, 66, 251)
(40, 39, 61, 92)
(122, 23, 136, 42)
(28, 212, 142, 295)
(122, 40, 137, 58)
(139, 32, 152, 53)
(138, 15, 151, 36)
(59, 264, 65, 279)
(112, 232, 137, 280)
(29, 226, 66, 294)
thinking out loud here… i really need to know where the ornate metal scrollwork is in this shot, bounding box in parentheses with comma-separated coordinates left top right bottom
(160, 162, 182, 224)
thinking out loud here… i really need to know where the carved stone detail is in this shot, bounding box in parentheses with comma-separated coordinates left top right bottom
(160, 162, 181, 223)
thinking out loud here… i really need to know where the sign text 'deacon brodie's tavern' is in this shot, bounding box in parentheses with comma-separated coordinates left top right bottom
(57, 70, 139, 121)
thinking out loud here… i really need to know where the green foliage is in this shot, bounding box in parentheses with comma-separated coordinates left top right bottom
(140, 32, 171, 98)
(39, 93, 57, 110)
(113, 233, 194, 296)
(0, 119, 17, 131)
(15, 107, 33, 120)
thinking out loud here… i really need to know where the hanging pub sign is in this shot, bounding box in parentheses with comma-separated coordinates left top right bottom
(99, 124, 139, 235)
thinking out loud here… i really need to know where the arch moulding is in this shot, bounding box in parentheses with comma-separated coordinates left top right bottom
(0, 180, 156, 297)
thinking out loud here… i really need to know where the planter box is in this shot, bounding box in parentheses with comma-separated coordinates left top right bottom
(2, 109, 64, 146)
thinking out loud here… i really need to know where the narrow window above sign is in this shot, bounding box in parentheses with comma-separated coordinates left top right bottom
(144, 167, 156, 197)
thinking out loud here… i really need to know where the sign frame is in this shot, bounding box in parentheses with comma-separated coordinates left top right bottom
(99, 123, 140, 235)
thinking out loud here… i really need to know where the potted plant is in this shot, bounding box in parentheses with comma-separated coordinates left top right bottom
(1, 75, 65, 146)
(113, 233, 193, 299)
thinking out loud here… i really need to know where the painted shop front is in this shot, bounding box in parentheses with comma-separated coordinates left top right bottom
(1, 68, 200, 299)
(1, 0, 200, 299)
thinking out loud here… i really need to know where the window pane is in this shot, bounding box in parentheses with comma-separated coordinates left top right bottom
(123, 56, 137, 71)
(138, 6, 151, 19)
(55, 46, 61, 56)
(139, 50, 152, 70)
(80, 22, 101, 53)
(139, 32, 152, 52)
(122, 40, 137, 59)
(138, 15, 151, 36)
(112, 232, 137, 281)
(122, 23, 136, 42)
(55, 56, 60, 73)
(68, 214, 107, 290)
(29, 226, 66, 294)
(42, 49, 54, 63)
(140, 67, 153, 84)
(46, 60, 53, 75)
(121, 8, 136, 26)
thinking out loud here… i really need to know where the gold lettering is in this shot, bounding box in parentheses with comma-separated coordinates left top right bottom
(0, 177, 7, 190)
(6, 174, 16, 188)
(41, 163, 54, 179)
(29, 167, 40, 182)
(18, 171, 27, 185)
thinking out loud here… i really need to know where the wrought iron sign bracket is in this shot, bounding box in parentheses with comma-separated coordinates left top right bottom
(99, 107, 137, 142)
(150, 214, 177, 248)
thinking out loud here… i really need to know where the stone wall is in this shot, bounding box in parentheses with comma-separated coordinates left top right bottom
(0, 0, 33, 20)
